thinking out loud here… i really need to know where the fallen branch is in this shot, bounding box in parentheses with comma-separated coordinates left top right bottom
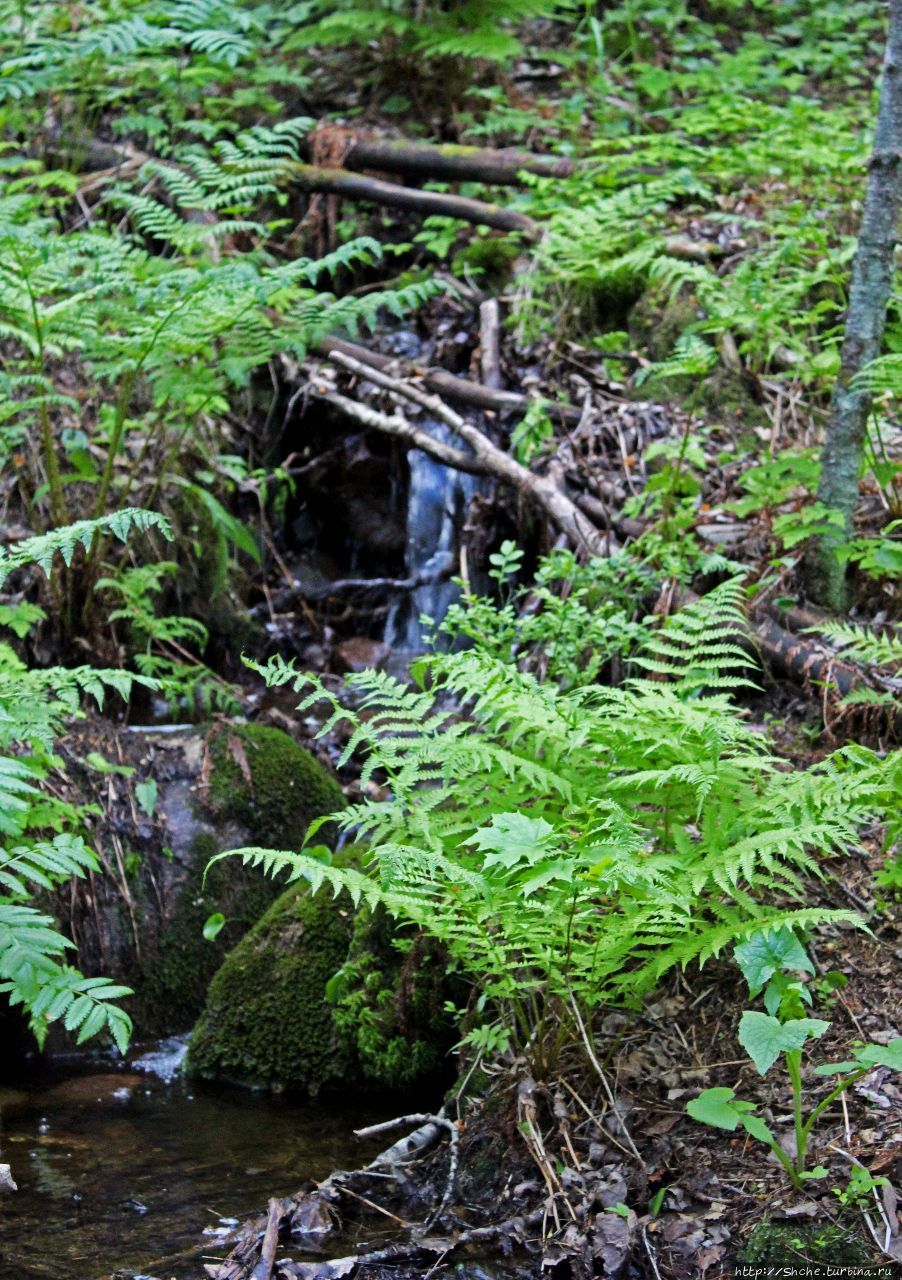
(290, 164, 541, 239)
(251, 1198, 287, 1280)
(320, 351, 612, 557)
(309, 131, 575, 185)
(279, 1210, 546, 1279)
(354, 1113, 459, 1220)
(312, 335, 582, 425)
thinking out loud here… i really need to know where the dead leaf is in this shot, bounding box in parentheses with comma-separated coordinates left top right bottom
(226, 731, 253, 785)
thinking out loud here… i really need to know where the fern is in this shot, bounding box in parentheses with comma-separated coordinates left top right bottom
(224, 577, 898, 1066)
(0, 513, 177, 1050)
(811, 620, 902, 669)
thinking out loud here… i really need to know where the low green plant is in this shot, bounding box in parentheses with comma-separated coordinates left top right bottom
(686, 927, 902, 1189)
(98, 562, 239, 716)
(435, 542, 648, 688)
(0, 510, 168, 1052)
(215, 577, 900, 1075)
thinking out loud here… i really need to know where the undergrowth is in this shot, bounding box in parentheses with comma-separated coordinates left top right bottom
(219, 572, 900, 1076)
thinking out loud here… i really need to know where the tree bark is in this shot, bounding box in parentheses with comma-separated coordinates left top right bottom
(290, 163, 541, 238)
(807, 0, 902, 609)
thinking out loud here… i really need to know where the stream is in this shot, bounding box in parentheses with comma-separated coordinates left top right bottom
(0, 1040, 393, 1280)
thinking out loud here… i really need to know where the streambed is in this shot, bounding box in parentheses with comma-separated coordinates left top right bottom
(0, 1040, 393, 1280)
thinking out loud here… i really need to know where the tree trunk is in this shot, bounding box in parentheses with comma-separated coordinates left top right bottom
(806, 0, 902, 609)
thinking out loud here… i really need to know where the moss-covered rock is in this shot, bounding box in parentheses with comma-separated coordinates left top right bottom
(187, 854, 458, 1094)
(132, 722, 345, 1033)
(738, 1219, 872, 1270)
(186, 865, 358, 1093)
(331, 904, 456, 1088)
(202, 721, 344, 848)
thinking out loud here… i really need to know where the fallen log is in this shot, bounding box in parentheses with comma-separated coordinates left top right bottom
(311, 335, 583, 426)
(309, 132, 575, 185)
(289, 163, 541, 239)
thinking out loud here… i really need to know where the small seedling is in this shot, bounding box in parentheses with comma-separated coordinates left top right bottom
(686, 928, 902, 1189)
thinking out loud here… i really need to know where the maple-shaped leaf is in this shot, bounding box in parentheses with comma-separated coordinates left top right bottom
(739, 1011, 830, 1076)
(466, 813, 555, 870)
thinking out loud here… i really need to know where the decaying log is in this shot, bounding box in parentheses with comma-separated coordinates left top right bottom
(290, 164, 541, 239)
(320, 351, 611, 558)
(311, 335, 582, 425)
(309, 131, 575, 185)
(752, 615, 858, 695)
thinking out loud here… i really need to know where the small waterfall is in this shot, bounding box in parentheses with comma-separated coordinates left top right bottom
(385, 417, 482, 652)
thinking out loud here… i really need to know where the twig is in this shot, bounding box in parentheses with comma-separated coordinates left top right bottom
(642, 1224, 665, 1280)
(568, 996, 642, 1162)
(326, 350, 611, 557)
(250, 1197, 284, 1280)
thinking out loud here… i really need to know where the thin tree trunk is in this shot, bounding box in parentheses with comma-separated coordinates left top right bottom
(807, 0, 902, 608)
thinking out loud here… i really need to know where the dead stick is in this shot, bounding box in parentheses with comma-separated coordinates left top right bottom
(312, 335, 582, 425)
(289, 163, 540, 239)
(326, 350, 610, 557)
(314, 387, 486, 475)
(250, 1197, 284, 1280)
(479, 298, 502, 390)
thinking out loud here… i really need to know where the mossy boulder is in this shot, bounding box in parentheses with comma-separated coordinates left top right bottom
(187, 858, 458, 1095)
(132, 722, 345, 1033)
(186, 865, 358, 1093)
(331, 904, 457, 1089)
(202, 721, 344, 848)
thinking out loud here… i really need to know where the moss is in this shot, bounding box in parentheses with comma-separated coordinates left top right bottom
(186, 856, 359, 1093)
(628, 283, 700, 362)
(330, 904, 457, 1089)
(738, 1219, 872, 1269)
(134, 832, 286, 1032)
(204, 721, 345, 848)
(134, 723, 345, 1034)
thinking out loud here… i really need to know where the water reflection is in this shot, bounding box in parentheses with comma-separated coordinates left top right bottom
(0, 1049, 387, 1280)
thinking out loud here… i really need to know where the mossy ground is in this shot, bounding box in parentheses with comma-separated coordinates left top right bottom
(738, 1218, 874, 1270)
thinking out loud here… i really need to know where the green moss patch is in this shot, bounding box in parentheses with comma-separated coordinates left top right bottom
(186, 867, 358, 1093)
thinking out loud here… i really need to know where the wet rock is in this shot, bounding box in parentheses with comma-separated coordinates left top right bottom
(335, 637, 391, 672)
(54, 720, 346, 1043)
(42, 1074, 143, 1106)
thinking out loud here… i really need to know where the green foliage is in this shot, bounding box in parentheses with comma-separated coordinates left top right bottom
(217, 575, 899, 1073)
(0, 514, 171, 1051)
(687, 929, 902, 1188)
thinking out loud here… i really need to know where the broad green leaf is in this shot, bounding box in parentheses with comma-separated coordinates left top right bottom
(812, 1060, 858, 1077)
(738, 1011, 830, 1076)
(467, 813, 555, 871)
(739, 1112, 775, 1145)
(686, 1086, 755, 1131)
(855, 1038, 902, 1071)
(734, 927, 813, 996)
(135, 779, 157, 819)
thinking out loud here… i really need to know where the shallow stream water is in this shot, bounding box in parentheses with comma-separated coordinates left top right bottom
(0, 1039, 394, 1280)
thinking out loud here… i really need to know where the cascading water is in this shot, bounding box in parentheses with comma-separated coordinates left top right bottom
(384, 417, 482, 652)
